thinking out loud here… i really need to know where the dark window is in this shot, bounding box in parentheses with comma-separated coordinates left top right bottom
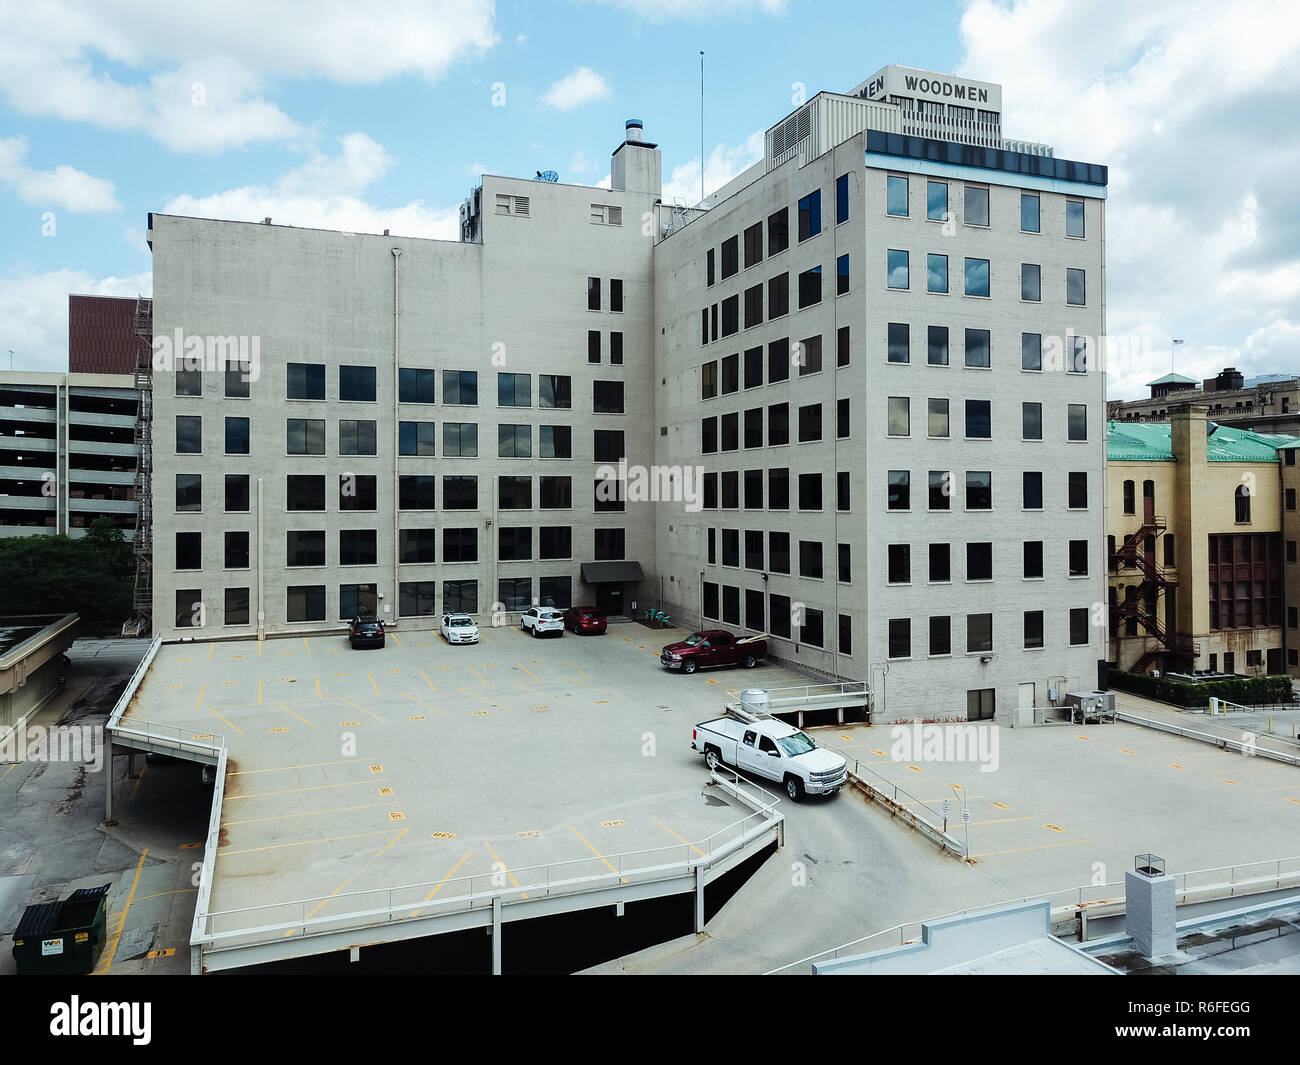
(768, 273, 789, 318)
(967, 613, 993, 653)
(964, 186, 989, 226)
(838, 326, 850, 367)
(499, 476, 533, 510)
(797, 334, 822, 376)
(443, 579, 477, 613)
(798, 266, 822, 308)
(224, 417, 249, 455)
(801, 609, 824, 648)
(744, 346, 764, 389)
(610, 332, 623, 365)
(744, 469, 763, 508)
(225, 587, 250, 625)
(967, 542, 992, 581)
(588, 276, 601, 310)
(340, 476, 377, 511)
(721, 471, 739, 508)
(887, 249, 908, 289)
(286, 418, 324, 455)
(799, 540, 823, 579)
(768, 468, 790, 510)
(176, 415, 202, 454)
(498, 373, 531, 407)
(1021, 263, 1041, 302)
(966, 471, 991, 510)
(286, 530, 325, 567)
(837, 254, 850, 295)
(1022, 333, 1042, 371)
(769, 533, 791, 574)
(399, 367, 436, 403)
(539, 374, 572, 409)
(1024, 541, 1044, 578)
(927, 181, 948, 221)
(965, 400, 991, 438)
(176, 473, 201, 512)
(339, 419, 377, 456)
(768, 208, 789, 255)
(701, 361, 719, 400)
(498, 527, 532, 561)
(721, 235, 739, 279)
(1021, 193, 1040, 233)
(744, 408, 763, 449)
(399, 475, 436, 510)
(400, 421, 436, 456)
(721, 353, 739, 394)
(340, 529, 378, 566)
(744, 284, 763, 328)
(929, 471, 950, 511)
(1024, 611, 1044, 649)
(1023, 402, 1042, 440)
(286, 586, 326, 623)
(930, 616, 951, 656)
(175, 532, 201, 571)
(706, 250, 715, 287)
(1067, 268, 1087, 306)
(798, 473, 822, 511)
(888, 544, 910, 584)
(964, 257, 990, 297)
(964, 328, 991, 369)
(339, 365, 377, 402)
(1023, 472, 1043, 510)
(929, 543, 951, 582)
(768, 338, 790, 384)
(498, 424, 531, 458)
(888, 618, 910, 659)
(888, 322, 909, 364)
(538, 475, 569, 509)
(286, 475, 326, 511)
(744, 222, 764, 268)
(721, 529, 740, 567)
(721, 295, 739, 337)
(798, 189, 821, 241)
(1069, 607, 1089, 645)
(795, 403, 823, 443)
(594, 528, 625, 560)
(701, 417, 718, 454)
(928, 326, 949, 366)
(1069, 540, 1089, 576)
(443, 475, 478, 511)
(400, 581, 437, 617)
(745, 530, 764, 570)
(1068, 472, 1088, 509)
(588, 330, 601, 364)
(443, 529, 478, 564)
(1066, 200, 1085, 238)
(836, 173, 850, 224)
(224, 474, 249, 512)
(539, 425, 572, 459)
(593, 381, 624, 414)
(888, 470, 910, 510)
(837, 398, 850, 439)
(610, 279, 623, 312)
(399, 529, 436, 564)
(768, 402, 789, 445)
(443, 370, 478, 406)
(443, 422, 478, 457)
(287, 363, 325, 400)
(539, 526, 572, 559)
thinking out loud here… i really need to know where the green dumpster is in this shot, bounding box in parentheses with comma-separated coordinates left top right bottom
(11, 884, 111, 975)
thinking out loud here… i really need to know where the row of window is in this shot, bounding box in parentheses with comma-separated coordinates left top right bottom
(888, 470, 1090, 511)
(586, 277, 625, 312)
(884, 178, 1086, 238)
(887, 540, 1091, 583)
(700, 581, 847, 652)
(180, 367, 581, 407)
(701, 330, 851, 396)
(695, 468, 1089, 512)
(888, 608, 1093, 659)
(886, 324, 1089, 373)
(886, 398, 1088, 442)
(174, 527, 624, 570)
(886, 252, 1087, 305)
(701, 402, 843, 450)
(173, 578, 570, 627)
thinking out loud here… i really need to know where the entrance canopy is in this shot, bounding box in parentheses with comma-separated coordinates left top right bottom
(579, 561, 644, 583)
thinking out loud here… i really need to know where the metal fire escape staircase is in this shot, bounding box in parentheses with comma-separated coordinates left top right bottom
(1108, 512, 1192, 672)
(123, 296, 153, 637)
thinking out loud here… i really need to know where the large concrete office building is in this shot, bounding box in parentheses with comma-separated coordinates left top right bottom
(148, 65, 1109, 722)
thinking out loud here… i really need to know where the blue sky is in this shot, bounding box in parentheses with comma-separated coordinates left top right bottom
(2, 0, 1298, 398)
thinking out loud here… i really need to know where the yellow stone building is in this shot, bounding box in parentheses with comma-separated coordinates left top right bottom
(1107, 405, 1300, 678)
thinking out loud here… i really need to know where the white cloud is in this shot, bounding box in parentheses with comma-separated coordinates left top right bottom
(662, 129, 765, 206)
(957, 0, 1300, 400)
(0, 136, 121, 212)
(569, 149, 594, 174)
(0, 268, 152, 373)
(543, 66, 611, 110)
(0, 1, 498, 152)
(160, 132, 460, 240)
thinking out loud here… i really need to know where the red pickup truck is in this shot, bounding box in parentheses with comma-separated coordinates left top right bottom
(660, 630, 766, 674)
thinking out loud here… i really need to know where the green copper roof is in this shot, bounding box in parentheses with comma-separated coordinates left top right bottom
(1145, 372, 1198, 386)
(1106, 421, 1300, 463)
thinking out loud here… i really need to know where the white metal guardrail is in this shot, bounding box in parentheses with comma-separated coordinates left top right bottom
(838, 753, 967, 859)
(1116, 709, 1300, 765)
(763, 854, 1300, 975)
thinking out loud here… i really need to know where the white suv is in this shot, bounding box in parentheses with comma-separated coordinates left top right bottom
(521, 606, 565, 638)
(440, 613, 480, 644)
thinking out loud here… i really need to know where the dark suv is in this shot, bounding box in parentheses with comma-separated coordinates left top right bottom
(349, 615, 385, 649)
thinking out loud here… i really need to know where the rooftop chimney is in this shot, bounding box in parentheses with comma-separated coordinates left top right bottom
(625, 118, 643, 144)
(1125, 854, 1176, 959)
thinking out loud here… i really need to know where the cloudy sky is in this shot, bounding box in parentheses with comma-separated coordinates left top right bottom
(0, 0, 1296, 398)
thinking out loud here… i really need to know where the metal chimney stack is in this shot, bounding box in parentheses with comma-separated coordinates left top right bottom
(1125, 854, 1176, 959)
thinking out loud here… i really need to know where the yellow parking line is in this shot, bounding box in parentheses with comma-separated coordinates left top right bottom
(273, 701, 316, 728)
(227, 759, 356, 776)
(194, 684, 205, 711)
(207, 642, 215, 660)
(257, 679, 263, 706)
(223, 828, 398, 857)
(962, 815, 1033, 827)
(400, 692, 452, 719)
(562, 658, 591, 679)
(93, 849, 147, 974)
(468, 666, 489, 687)
(390, 633, 403, 648)
(969, 838, 1093, 860)
(223, 779, 385, 800)
(340, 695, 384, 722)
(207, 706, 243, 736)
(419, 668, 437, 692)
(257, 641, 262, 658)
(456, 687, 514, 713)
(129, 761, 149, 799)
(570, 826, 618, 873)
(652, 816, 706, 857)
(517, 661, 542, 683)
(304, 637, 311, 654)
(481, 837, 528, 898)
(315, 676, 324, 701)
(411, 847, 477, 913)
(224, 801, 396, 826)
(368, 672, 381, 695)
(0, 763, 17, 785)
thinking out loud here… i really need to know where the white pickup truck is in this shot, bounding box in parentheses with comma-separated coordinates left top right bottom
(691, 715, 849, 801)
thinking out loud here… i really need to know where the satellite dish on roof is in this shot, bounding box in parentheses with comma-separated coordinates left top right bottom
(534, 170, 559, 182)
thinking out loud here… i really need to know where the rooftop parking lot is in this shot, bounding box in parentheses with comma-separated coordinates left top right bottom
(119, 621, 821, 959)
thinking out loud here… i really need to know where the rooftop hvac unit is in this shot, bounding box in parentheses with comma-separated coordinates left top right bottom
(1064, 690, 1116, 724)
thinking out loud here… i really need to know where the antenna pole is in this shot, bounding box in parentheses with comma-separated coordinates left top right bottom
(700, 50, 705, 206)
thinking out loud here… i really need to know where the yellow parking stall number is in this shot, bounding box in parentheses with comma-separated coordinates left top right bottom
(389, 812, 405, 821)
(369, 765, 383, 773)
(600, 820, 625, 828)
(431, 831, 456, 839)
(378, 787, 394, 796)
